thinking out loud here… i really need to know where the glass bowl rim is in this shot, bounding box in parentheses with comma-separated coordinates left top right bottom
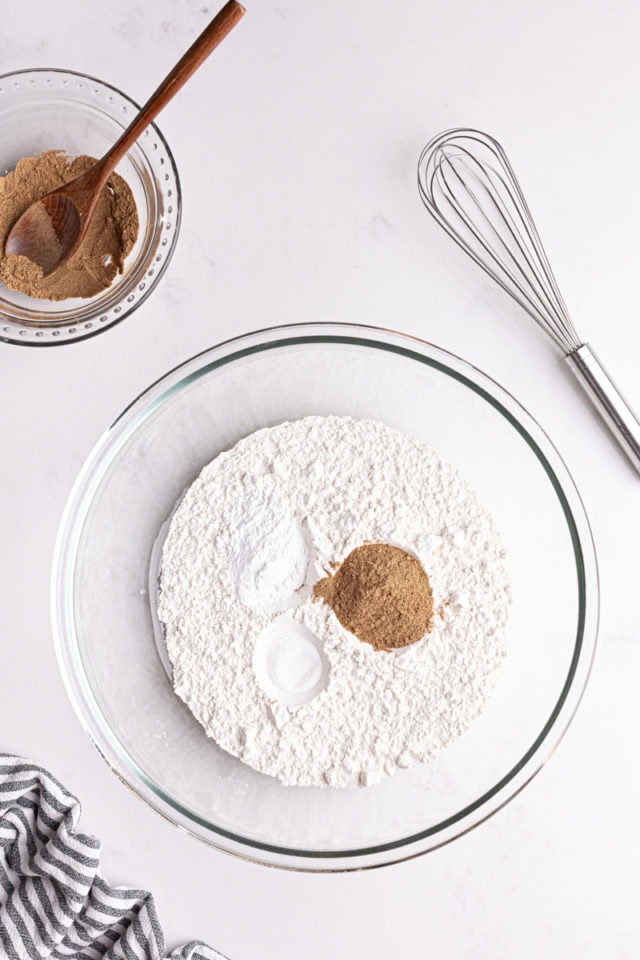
(0, 66, 182, 348)
(51, 321, 599, 870)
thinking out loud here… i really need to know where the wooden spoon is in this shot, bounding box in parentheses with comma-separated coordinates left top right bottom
(4, 0, 245, 276)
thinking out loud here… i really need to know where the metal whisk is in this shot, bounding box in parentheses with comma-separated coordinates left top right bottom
(418, 127, 640, 473)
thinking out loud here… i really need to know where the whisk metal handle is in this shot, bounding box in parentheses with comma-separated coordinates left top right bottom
(566, 344, 640, 472)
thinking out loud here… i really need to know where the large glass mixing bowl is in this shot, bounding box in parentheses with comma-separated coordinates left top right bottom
(51, 324, 598, 870)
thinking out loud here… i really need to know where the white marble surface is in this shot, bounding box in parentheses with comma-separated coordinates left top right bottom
(1, 0, 640, 955)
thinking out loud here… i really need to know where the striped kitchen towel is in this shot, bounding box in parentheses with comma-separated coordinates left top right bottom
(0, 755, 224, 960)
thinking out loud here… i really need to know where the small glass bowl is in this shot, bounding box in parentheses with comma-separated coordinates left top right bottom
(0, 68, 181, 346)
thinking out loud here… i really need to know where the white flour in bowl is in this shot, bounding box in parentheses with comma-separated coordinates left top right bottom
(157, 416, 511, 788)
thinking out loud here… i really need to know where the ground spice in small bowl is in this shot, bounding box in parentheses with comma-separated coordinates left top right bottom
(0, 151, 138, 300)
(313, 542, 434, 651)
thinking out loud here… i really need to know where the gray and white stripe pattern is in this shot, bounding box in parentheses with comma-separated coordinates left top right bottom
(0, 756, 224, 960)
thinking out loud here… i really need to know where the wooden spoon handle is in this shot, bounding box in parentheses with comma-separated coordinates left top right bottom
(104, 0, 245, 173)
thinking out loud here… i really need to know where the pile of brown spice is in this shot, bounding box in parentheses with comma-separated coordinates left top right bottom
(0, 150, 139, 301)
(313, 542, 434, 652)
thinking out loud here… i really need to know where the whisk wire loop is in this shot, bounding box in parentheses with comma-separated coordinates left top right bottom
(418, 129, 581, 354)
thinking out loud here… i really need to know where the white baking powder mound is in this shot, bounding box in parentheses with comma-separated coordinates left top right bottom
(157, 416, 511, 788)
